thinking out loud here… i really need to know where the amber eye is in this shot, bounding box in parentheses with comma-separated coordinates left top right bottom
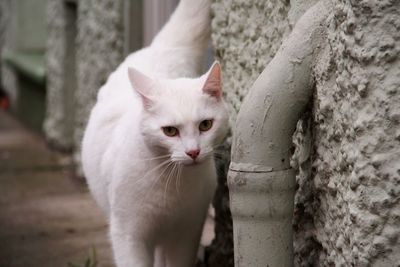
(199, 120, 213, 132)
(162, 126, 179, 137)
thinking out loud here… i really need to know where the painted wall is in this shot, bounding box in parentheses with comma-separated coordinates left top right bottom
(0, 0, 9, 88)
(0, 0, 47, 113)
(212, 0, 400, 266)
(0, 0, 19, 107)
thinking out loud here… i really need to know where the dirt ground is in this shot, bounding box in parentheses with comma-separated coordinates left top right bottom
(0, 110, 114, 267)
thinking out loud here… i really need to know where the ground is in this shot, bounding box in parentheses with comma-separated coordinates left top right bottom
(0, 110, 114, 267)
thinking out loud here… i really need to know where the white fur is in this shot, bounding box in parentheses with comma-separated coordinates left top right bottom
(81, 1, 229, 266)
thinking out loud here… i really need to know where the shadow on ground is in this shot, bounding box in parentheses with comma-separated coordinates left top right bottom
(0, 110, 114, 267)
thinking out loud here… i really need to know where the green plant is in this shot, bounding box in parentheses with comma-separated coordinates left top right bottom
(68, 247, 98, 267)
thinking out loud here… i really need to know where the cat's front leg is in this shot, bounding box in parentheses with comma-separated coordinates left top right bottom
(110, 221, 154, 267)
(164, 221, 204, 267)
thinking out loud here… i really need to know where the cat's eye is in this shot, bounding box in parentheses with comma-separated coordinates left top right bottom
(162, 126, 179, 137)
(199, 120, 213, 132)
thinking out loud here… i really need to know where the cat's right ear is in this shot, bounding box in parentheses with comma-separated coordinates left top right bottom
(202, 61, 222, 100)
(128, 67, 154, 109)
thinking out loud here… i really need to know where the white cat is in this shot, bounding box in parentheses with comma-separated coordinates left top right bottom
(81, 0, 229, 266)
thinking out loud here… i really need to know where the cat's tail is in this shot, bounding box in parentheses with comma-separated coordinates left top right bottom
(151, 0, 211, 49)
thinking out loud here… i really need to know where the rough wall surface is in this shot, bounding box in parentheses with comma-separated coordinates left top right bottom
(45, 0, 74, 149)
(45, 0, 125, 167)
(212, 0, 292, 125)
(213, 0, 400, 266)
(74, 0, 125, 171)
(309, 0, 400, 265)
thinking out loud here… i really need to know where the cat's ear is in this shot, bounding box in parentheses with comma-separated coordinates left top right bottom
(202, 61, 222, 100)
(128, 67, 155, 108)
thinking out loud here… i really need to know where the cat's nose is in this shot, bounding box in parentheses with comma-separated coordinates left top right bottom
(186, 149, 200, 160)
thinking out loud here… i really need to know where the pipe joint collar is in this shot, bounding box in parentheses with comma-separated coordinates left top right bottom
(229, 161, 292, 173)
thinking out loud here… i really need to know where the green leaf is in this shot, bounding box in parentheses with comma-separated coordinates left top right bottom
(67, 246, 98, 267)
(84, 258, 91, 267)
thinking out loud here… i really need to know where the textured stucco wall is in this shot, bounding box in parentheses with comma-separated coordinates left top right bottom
(212, 0, 400, 266)
(45, 0, 125, 168)
(45, 0, 75, 149)
(74, 0, 125, 170)
(212, 0, 292, 126)
(308, 1, 400, 265)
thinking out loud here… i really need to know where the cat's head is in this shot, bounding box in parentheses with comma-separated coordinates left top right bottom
(128, 62, 229, 165)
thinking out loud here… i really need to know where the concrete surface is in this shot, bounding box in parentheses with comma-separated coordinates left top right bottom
(0, 110, 113, 267)
(307, 1, 400, 265)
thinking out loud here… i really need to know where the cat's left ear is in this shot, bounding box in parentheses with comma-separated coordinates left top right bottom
(128, 67, 155, 108)
(202, 61, 222, 100)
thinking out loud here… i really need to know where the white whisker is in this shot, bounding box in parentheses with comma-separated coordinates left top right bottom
(163, 162, 176, 207)
(139, 161, 174, 207)
(174, 163, 182, 194)
(125, 159, 171, 188)
(176, 164, 183, 201)
(132, 154, 171, 163)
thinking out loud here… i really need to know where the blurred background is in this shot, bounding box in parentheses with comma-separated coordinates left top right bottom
(0, 0, 182, 163)
(0, 1, 203, 266)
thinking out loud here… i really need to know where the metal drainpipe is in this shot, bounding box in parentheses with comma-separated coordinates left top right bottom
(228, 1, 332, 266)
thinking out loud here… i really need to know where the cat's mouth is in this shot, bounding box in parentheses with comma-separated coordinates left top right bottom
(180, 155, 209, 166)
(179, 159, 199, 166)
(172, 153, 211, 166)
(187, 160, 200, 166)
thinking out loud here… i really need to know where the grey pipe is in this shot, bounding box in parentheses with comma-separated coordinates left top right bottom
(228, 1, 332, 266)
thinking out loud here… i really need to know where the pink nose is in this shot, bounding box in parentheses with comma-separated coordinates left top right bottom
(186, 149, 200, 160)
